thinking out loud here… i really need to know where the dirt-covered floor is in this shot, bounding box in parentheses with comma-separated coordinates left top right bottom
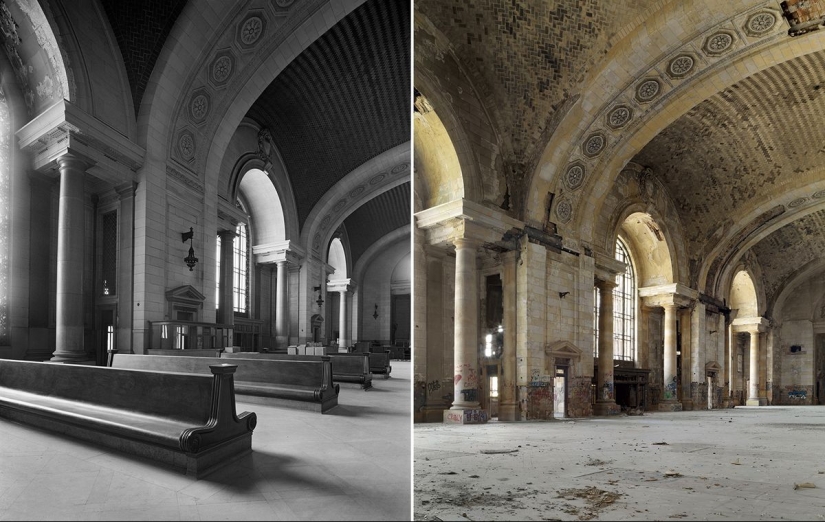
(414, 406, 825, 521)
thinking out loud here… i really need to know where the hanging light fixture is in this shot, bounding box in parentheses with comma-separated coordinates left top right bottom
(182, 227, 198, 271)
(373, 303, 379, 320)
(314, 286, 324, 309)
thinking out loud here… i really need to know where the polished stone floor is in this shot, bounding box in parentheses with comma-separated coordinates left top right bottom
(0, 361, 411, 521)
(415, 406, 825, 521)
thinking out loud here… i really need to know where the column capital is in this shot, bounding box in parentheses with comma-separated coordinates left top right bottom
(56, 153, 89, 172)
(218, 228, 237, 241)
(452, 236, 482, 251)
(595, 278, 618, 292)
(327, 278, 353, 293)
(731, 316, 769, 334)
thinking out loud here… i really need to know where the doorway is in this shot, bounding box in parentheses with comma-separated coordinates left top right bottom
(554, 365, 568, 418)
(816, 334, 825, 405)
(97, 308, 115, 366)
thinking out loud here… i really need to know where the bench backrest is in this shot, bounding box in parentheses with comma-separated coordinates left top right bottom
(333, 351, 390, 368)
(0, 359, 214, 425)
(221, 351, 369, 375)
(114, 354, 331, 389)
(147, 348, 224, 357)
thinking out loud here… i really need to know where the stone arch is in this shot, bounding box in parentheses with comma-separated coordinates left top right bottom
(413, 92, 465, 209)
(728, 264, 762, 320)
(236, 168, 287, 248)
(593, 165, 687, 287)
(414, 12, 501, 207)
(300, 143, 409, 261)
(327, 236, 349, 280)
(772, 259, 825, 320)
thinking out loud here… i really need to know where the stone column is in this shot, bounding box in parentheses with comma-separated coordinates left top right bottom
(217, 229, 236, 345)
(338, 288, 348, 352)
(594, 279, 621, 415)
(51, 155, 90, 363)
(746, 327, 766, 405)
(444, 237, 487, 424)
(116, 182, 136, 355)
(498, 250, 518, 421)
(659, 303, 683, 410)
(274, 260, 289, 348)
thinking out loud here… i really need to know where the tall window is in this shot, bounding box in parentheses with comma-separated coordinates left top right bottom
(0, 88, 9, 344)
(233, 223, 248, 314)
(215, 223, 250, 315)
(594, 238, 636, 361)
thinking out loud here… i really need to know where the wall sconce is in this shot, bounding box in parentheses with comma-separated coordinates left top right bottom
(373, 303, 379, 320)
(182, 227, 198, 271)
(314, 286, 324, 309)
(559, 291, 570, 299)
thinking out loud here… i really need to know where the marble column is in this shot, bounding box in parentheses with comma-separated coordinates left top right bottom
(444, 237, 487, 424)
(274, 260, 289, 348)
(746, 327, 766, 405)
(51, 155, 90, 363)
(498, 250, 518, 421)
(338, 289, 348, 352)
(659, 303, 683, 411)
(218, 229, 236, 346)
(594, 279, 621, 415)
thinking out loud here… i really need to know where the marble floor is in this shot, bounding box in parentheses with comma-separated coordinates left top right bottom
(415, 406, 825, 521)
(0, 361, 412, 521)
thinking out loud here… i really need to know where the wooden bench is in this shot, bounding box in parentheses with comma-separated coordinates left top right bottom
(222, 352, 373, 390)
(333, 351, 392, 379)
(113, 354, 339, 413)
(147, 348, 224, 357)
(0, 359, 255, 478)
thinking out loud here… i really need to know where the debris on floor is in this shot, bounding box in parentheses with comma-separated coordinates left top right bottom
(664, 470, 682, 477)
(479, 449, 519, 454)
(652, 441, 669, 445)
(556, 486, 621, 520)
(794, 482, 817, 490)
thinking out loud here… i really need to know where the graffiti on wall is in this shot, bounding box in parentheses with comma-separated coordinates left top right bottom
(664, 376, 677, 400)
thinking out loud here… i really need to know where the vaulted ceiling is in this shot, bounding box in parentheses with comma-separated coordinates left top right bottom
(99, 0, 410, 255)
(415, 0, 825, 311)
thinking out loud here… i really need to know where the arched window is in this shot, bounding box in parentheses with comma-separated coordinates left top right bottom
(0, 88, 9, 344)
(594, 237, 637, 361)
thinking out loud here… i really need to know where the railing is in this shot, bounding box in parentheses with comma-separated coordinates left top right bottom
(148, 320, 234, 351)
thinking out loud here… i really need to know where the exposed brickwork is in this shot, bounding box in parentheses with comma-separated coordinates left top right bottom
(248, 0, 410, 230)
(343, 182, 410, 268)
(101, 0, 188, 116)
(752, 209, 825, 306)
(417, 0, 648, 168)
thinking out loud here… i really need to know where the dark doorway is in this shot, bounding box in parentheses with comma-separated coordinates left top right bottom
(391, 293, 410, 345)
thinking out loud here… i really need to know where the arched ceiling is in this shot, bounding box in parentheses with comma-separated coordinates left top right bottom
(100, 0, 188, 116)
(416, 0, 825, 313)
(247, 0, 410, 230)
(633, 51, 825, 260)
(751, 209, 825, 308)
(415, 0, 651, 167)
(342, 182, 410, 269)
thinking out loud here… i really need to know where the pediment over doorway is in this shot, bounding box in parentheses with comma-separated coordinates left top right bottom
(165, 285, 206, 308)
(546, 340, 583, 359)
(706, 360, 722, 374)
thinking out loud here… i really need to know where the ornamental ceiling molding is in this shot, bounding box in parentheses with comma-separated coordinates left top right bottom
(300, 142, 410, 260)
(539, 2, 784, 233)
(166, 0, 324, 169)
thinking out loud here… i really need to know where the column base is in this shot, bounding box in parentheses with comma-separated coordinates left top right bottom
(592, 401, 621, 416)
(658, 400, 683, 412)
(746, 397, 768, 406)
(681, 399, 695, 411)
(416, 405, 447, 423)
(50, 353, 95, 365)
(444, 408, 488, 424)
(497, 402, 519, 421)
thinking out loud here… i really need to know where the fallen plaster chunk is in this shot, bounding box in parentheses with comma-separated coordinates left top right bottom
(479, 449, 519, 454)
(794, 482, 817, 490)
